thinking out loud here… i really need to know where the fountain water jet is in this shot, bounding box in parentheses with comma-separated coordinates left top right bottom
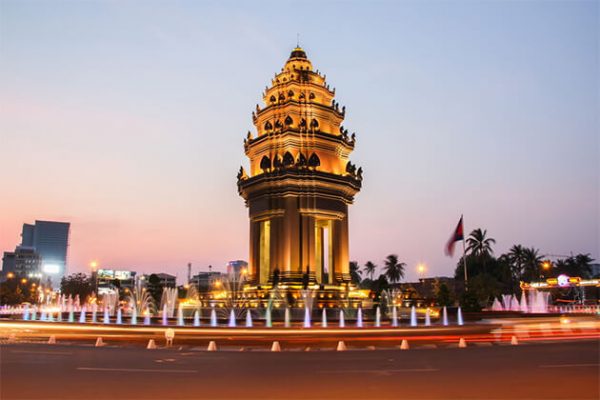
(40, 310, 47, 321)
(265, 308, 272, 328)
(103, 307, 110, 324)
(321, 308, 328, 328)
(357, 307, 363, 328)
(375, 306, 381, 328)
(79, 306, 87, 324)
(410, 306, 417, 327)
(91, 304, 97, 323)
(162, 305, 168, 326)
(303, 307, 311, 328)
(116, 308, 122, 324)
(391, 306, 398, 327)
(228, 309, 236, 327)
(23, 305, 30, 321)
(245, 310, 252, 327)
(284, 308, 291, 328)
(144, 308, 151, 325)
(425, 308, 431, 326)
(457, 307, 464, 326)
(177, 307, 184, 326)
(31, 307, 37, 321)
(131, 308, 137, 325)
(339, 309, 345, 327)
(193, 310, 200, 327)
(442, 306, 448, 326)
(210, 308, 218, 327)
(68, 309, 74, 323)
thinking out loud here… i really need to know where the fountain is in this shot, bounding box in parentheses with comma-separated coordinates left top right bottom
(491, 298, 503, 311)
(210, 307, 218, 327)
(40, 310, 47, 321)
(519, 292, 528, 313)
(79, 306, 87, 323)
(160, 287, 178, 318)
(356, 307, 363, 328)
(116, 308, 122, 324)
(228, 309, 236, 327)
(144, 308, 151, 325)
(56, 308, 62, 322)
(103, 307, 110, 324)
(322, 308, 328, 328)
(193, 310, 200, 327)
(48, 312, 54, 322)
(161, 304, 168, 326)
(176, 307, 184, 326)
(128, 283, 156, 319)
(31, 307, 37, 321)
(23, 305, 30, 321)
(529, 290, 550, 313)
(339, 309, 345, 327)
(410, 306, 417, 327)
(245, 310, 252, 327)
(457, 307, 464, 326)
(265, 307, 272, 328)
(425, 308, 431, 326)
(68, 308, 74, 323)
(91, 304, 97, 323)
(284, 307, 291, 328)
(442, 306, 448, 326)
(303, 307, 311, 328)
(391, 306, 398, 327)
(131, 307, 137, 325)
(375, 306, 381, 327)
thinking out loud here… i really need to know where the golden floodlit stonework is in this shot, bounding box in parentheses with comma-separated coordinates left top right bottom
(238, 47, 362, 289)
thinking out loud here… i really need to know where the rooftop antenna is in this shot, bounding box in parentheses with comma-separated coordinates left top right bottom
(297, 33, 300, 48)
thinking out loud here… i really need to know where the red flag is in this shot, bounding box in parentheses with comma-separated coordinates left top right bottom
(445, 216, 464, 256)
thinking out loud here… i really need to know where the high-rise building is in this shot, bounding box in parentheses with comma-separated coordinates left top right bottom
(237, 47, 362, 288)
(226, 260, 248, 277)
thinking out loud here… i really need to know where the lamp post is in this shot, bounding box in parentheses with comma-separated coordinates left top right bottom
(417, 263, 427, 281)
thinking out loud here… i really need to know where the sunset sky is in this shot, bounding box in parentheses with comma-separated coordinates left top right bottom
(1, 1, 598, 282)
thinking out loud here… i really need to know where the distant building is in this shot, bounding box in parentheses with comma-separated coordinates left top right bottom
(226, 260, 248, 277)
(1, 252, 16, 281)
(95, 269, 137, 295)
(191, 271, 223, 292)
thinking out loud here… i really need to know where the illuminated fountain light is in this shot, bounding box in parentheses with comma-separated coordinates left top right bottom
(375, 306, 381, 328)
(31, 307, 37, 321)
(68, 309, 74, 323)
(23, 305, 30, 321)
(228, 309, 236, 327)
(391, 306, 398, 327)
(56, 309, 62, 322)
(410, 306, 417, 327)
(425, 308, 431, 326)
(116, 308, 122, 324)
(265, 308, 272, 328)
(40, 310, 47, 321)
(162, 305, 168, 326)
(131, 308, 137, 325)
(491, 298, 503, 311)
(210, 307, 217, 327)
(103, 307, 110, 324)
(339, 309, 345, 328)
(519, 292, 528, 313)
(442, 306, 448, 326)
(193, 310, 200, 327)
(177, 307, 184, 327)
(322, 308, 328, 328)
(303, 307, 311, 328)
(284, 308, 291, 328)
(79, 306, 87, 324)
(144, 308, 151, 325)
(245, 310, 252, 327)
(356, 307, 363, 328)
(457, 307, 464, 326)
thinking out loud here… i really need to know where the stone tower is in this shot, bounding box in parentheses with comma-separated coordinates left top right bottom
(237, 47, 362, 289)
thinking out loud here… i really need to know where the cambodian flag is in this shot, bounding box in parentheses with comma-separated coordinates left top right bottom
(445, 216, 464, 256)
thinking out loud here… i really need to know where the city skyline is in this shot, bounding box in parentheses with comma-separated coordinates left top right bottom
(1, 1, 598, 281)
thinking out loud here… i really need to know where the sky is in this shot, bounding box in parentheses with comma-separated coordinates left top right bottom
(0, 0, 598, 282)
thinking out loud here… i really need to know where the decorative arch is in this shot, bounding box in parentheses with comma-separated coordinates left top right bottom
(264, 121, 273, 130)
(299, 118, 307, 128)
(282, 152, 294, 166)
(284, 116, 293, 126)
(260, 156, 271, 171)
(309, 92, 315, 100)
(288, 90, 294, 97)
(274, 119, 283, 129)
(297, 153, 307, 167)
(310, 119, 319, 129)
(269, 95, 276, 103)
(308, 153, 320, 168)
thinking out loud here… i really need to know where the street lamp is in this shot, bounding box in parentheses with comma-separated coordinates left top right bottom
(417, 263, 427, 280)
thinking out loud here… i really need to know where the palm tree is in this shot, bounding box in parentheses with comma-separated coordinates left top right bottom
(364, 261, 377, 280)
(384, 254, 406, 284)
(349, 261, 362, 284)
(507, 244, 525, 280)
(466, 228, 496, 257)
(522, 247, 543, 282)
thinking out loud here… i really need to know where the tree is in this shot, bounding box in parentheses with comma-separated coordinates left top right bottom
(349, 261, 362, 284)
(0, 277, 40, 305)
(507, 244, 525, 281)
(554, 254, 594, 278)
(521, 247, 543, 282)
(384, 254, 405, 284)
(435, 282, 453, 307)
(60, 273, 93, 300)
(466, 228, 496, 257)
(364, 261, 377, 280)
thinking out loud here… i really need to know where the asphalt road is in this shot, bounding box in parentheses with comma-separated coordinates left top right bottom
(1, 340, 598, 399)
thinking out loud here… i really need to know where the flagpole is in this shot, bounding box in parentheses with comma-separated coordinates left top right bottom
(462, 214, 468, 289)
